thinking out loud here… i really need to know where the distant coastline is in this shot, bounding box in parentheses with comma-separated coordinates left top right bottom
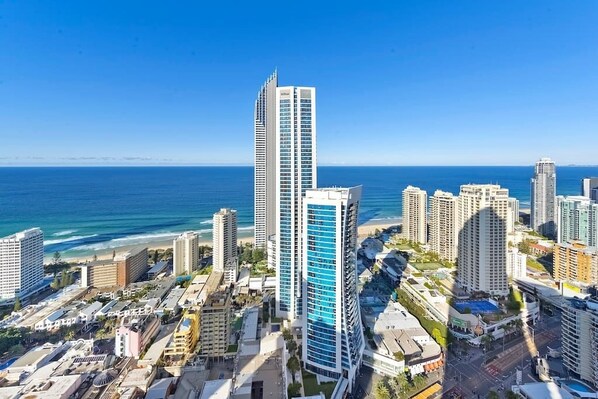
(2, 165, 595, 261)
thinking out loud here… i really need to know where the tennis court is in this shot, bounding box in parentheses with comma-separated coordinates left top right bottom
(453, 299, 500, 314)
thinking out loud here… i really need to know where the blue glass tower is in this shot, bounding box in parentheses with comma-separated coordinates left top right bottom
(275, 86, 316, 320)
(302, 187, 364, 391)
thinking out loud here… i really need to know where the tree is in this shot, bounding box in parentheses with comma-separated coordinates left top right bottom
(13, 296, 22, 312)
(286, 356, 300, 381)
(394, 373, 409, 394)
(282, 328, 293, 341)
(287, 382, 301, 398)
(481, 333, 493, 351)
(53, 251, 62, 264)
(287, 339, 297, 355)
(412, 374, 426, 389)
(487, 390, 500, 399)
(393, 351, 404, 361)
(505, 391, 519, 399)
(374, 382, 391, 399)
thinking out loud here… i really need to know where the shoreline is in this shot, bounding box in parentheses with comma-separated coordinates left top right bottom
(57, 219, 401, 264)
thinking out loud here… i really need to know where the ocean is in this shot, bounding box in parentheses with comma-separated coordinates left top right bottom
(1, 166, 596, 259)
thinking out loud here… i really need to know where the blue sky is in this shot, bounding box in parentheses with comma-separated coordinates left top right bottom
(1, 1, 597, 166)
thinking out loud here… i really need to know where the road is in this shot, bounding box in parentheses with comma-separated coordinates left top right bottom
(442, 311, 562, 397)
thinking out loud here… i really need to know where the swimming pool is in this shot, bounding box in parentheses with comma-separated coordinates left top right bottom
(561, 379, 595, 393)
(0, 357, 17, 371)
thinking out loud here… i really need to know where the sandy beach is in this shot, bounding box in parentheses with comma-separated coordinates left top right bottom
(60, 218, 400, 265)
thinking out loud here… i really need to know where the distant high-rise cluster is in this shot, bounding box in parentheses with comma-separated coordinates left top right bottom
(556, 196, 598, 247)
(0, 228, 44, 301)
(213, 208, 238, 285)
(253, 72, 363, 393)
(531, 157, 556, 238)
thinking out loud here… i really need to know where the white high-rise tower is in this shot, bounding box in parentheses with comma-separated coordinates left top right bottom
(275, 86, 316, 320)
(213, 208, 238, 284)
(254, 71, 278, 249)
(531, 157, 557, 238)
(173, 231, 199, 275)
(402, 185, 427, 244)
(457, 184, 509, 296)
(0, 228, 44, 301)
(302, 187, 364, 391)
(429, 190, 458, 262)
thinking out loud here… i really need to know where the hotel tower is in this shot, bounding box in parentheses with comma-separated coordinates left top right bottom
(302, 187, 364, 391)
(457, 184, 509, 296)
(275, 86, 317, 320)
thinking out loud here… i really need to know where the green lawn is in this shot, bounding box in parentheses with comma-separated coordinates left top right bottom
(227, 344, 238, 353)
(301, 369, 337, 398)
(411, 262, 444, 270)
(526, 257, 548, 273)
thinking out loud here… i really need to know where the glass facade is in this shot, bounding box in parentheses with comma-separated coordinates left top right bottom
(276, 87, 316, 319)
(303, 187, 365, 388)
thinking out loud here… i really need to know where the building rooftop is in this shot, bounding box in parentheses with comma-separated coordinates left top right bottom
(200, 379, 232, 399)
(10, 343, 61, 370)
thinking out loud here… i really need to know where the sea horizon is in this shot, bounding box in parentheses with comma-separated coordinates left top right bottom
(1, 165, 597, 261)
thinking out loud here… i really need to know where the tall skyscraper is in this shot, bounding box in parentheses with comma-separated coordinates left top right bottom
(173, 231, 199, 275)
(0, 228, 44, 301)
(457, 184, 509, 296)
(581, 177, 598, 201)
(561, 298, 598, 387)
(275, 86, 317, 320)
(531, 157, 557, 238)
(213, 208, 238, 285)
(402, 185, 427, 244)
(557, 196, 598, 247)
(254, 71, 278, 249)
(429, 190, 458, 262)
(302, 187, 364, 390)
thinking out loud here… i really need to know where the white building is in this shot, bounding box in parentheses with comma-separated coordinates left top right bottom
(507, 197, 520, 234)
(561, 297, 598, 388)
(507, 248, 527, 279)
(266, 234, 276, 270)
(557, 196, 598, 247)
(429, 190, 458, 262)
(531, 157, 557, 238)
(402, 186, 427, 244)
(302, 187, 364, 391)
(254, 71, 278, 250)
(213, 208, 238, 284)
(173, 231, 199, 275)
(275, 85, 317, 320)
(0, 228, 44, 301)
(457, 184, 509, 296)
(581, 177, 598, 201)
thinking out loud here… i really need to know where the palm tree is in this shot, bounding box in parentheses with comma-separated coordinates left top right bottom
(481, 333, 493, 351)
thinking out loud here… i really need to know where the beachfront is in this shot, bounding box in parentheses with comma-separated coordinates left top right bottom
(56, 218, 401, 264)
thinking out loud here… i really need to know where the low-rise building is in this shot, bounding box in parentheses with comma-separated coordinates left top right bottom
(115, 314, 161, 358)
(164, 309, 200, 358)
(80, 247, 148, 288)
(507, 248, 527, 280)
(554, 241, 598, 284)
